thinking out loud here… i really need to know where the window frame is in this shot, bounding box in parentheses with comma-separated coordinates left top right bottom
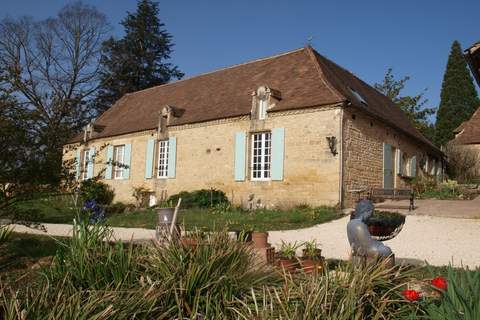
(258, 98, 267, 120)
(113, 145, 126, 180)
(81, 149, 90, 180)
(251, 131, 272, 181)
(157, 139, 170, 179)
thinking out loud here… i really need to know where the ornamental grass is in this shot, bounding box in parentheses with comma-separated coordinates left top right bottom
(1, 220, 479, 319)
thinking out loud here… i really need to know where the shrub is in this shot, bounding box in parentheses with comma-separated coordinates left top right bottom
(445, 144, 479, 183)
(106, 202, 127, 215)
(168, 189, 229, 208)
(79, 179, 114, 206)
(132, 186, 151, 208)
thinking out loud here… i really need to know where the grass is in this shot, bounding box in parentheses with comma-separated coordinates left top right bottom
(0, 232, 65, 287)
(107, 206, 341, 231)
(10, 196, 342, 231)
(12, 194, 78, 224)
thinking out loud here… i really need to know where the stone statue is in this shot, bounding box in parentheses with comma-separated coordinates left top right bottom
(347, 199, 394, 265)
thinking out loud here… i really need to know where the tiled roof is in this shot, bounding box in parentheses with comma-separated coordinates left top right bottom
(452, 106, 480, 144)
(69, 46, 440, 154)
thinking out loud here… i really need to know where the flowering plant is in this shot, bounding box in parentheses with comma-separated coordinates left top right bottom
(431, 276, 448, 290)
(83, 199, 105, 224)
(402, 289, 420, 302)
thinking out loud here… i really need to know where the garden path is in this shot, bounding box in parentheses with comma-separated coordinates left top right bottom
(376, 195, 480, 218)
(12, 214, 480, 268)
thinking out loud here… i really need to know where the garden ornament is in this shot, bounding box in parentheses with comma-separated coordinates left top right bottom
(347, 199, 394, 265)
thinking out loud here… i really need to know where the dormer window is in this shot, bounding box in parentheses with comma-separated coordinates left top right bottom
(349, 87, 367, 106)
(258, 98, 267, 120)
(251, 85, 281, 120)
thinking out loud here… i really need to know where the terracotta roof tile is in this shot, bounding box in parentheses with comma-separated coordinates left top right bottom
(69, 46, 440, 155)
(452, 106, 480, 144)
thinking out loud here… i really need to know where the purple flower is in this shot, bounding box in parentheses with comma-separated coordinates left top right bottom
(84, 199, 97, 210)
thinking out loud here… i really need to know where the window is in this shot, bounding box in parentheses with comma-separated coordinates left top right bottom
(157, 140, 169, 178)
(258, 99, 267, 120)
(349, 87, 368, 105)
(251, 132, 271, 180)
(81, 149, 90, 180)
(113, 145, 125, 179)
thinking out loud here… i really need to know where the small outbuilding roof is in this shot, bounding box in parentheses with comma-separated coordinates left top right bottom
(452, 106, 480, 145)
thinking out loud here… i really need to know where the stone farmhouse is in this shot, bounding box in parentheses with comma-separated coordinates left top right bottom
(64, 46, 443, 208)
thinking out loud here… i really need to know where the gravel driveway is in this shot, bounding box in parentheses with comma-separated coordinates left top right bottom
(12, 214, 480, 268)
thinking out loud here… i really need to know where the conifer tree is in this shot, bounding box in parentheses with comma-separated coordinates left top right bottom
(435, 40, 479, 146)
(96, 0, 183, 113)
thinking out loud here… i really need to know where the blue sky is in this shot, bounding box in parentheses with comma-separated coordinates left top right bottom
(2, 0, 479, 119)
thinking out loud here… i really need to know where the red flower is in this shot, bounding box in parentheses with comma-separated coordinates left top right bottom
(402, 289, 420, 302)
(431, 276, 448, 290)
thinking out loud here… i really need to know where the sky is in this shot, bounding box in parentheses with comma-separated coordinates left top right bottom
(2, 0, 479, 120)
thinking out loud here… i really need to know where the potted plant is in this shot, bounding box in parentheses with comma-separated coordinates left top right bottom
(180, 229, 205, 248)
(251, 225, 269, 248)
(276, 241, 302, 272)
(300, 240, 324, 273)
(365, 210, 406, 240)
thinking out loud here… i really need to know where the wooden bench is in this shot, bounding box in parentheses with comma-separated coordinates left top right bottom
(368, 188, 415, 211)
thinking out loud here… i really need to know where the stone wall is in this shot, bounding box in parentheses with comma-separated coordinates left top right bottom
(64, 106, 343, 208)
(342, 108, 439, 207)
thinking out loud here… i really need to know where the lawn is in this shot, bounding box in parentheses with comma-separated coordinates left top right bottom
(0, 232, 65, 287)
(107, 206, 341, 231)
(10, 196, 342, 231)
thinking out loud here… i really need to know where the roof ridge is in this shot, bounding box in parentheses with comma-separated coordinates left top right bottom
(304, 46, 345, 102)
(124, 47, 306, 97)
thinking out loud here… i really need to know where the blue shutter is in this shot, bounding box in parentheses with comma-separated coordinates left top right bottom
(105, 145, 114, 179)
(167, 137, 176, 178)
(271, 128, 285, 181)
(87, 146, 95, 179)
(145, 139, 155, 179)
(396, 149, 402, 175)
(411, 155, 417, 177)
(234, 132, 246, 181)
(75, 149, 81, 180)
(124, 144, 132, 179)
(383, 143, 393, 188)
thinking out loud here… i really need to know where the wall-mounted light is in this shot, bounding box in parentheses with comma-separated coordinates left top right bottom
(326, 136, 338, 156)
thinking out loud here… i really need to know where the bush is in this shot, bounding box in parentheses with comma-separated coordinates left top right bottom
(79, 179, 114, 206)
(168, 189, 229, 208)
(106, 202, 127, 215)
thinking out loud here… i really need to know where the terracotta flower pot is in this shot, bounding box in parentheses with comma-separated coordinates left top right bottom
(252, 231, 269, 248)
(277, 257, 297, 272)
(180, 237, 198, 249)
(299, 258, 324, 273)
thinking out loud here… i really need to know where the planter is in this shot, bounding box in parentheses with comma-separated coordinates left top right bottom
(180, 236, 198, 248)
(277, 257, 297, 272)
(252, 231, 269, 248)
(157, 207, 175, 225)
(302, 248, 322, 260)
(368, 225, 395, 237)
(299, 258, 324, 273)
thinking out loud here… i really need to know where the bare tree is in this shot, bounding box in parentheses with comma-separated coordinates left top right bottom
(445, 143, 479, 183)
(0, 2, 110, 183)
